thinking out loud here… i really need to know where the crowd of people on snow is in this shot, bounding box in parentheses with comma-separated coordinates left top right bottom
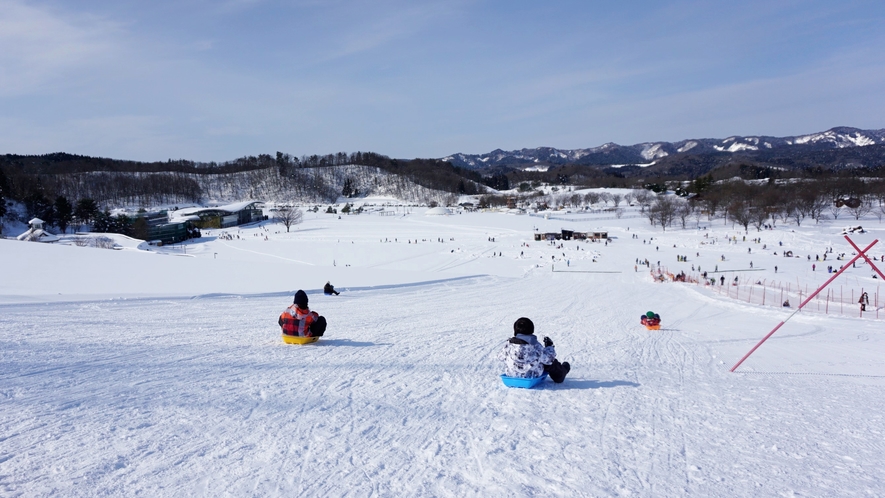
(270, 220, 885, 388)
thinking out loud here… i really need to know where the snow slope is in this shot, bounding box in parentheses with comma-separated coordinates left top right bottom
(2, 207, 885, 496)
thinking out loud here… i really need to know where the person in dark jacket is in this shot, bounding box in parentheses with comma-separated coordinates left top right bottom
(497, 317, 570, 383)
(323, 281, 340, 295)
(279, 290, 327, 337)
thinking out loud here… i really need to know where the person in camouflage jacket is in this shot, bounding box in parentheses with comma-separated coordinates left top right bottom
(497, 317, 570, 383)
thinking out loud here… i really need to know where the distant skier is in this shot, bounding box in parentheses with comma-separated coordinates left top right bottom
(279, 290, 326, 337)
(324, 281, 340, 295)
(497, 317, 570, 383)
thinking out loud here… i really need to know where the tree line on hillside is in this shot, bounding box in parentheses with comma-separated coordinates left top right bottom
(473, 176, 885, 232)
(0, 151, 495, 213)
(6, 148, 885, 237)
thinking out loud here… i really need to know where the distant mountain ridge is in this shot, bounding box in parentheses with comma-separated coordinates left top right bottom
(441, 127, 885, 171)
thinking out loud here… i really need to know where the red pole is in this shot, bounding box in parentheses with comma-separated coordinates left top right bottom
(845, 236, 885, 280)
(731, 239, 878, 372)
(730, 320, 789, 373)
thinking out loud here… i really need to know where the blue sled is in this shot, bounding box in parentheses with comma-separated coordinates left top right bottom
(501, 372, 548, 389)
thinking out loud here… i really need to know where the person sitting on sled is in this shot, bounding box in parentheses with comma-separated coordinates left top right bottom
(323, 281, 340, 295)
(279, 290, 327, 337)
(640, 311, 661, 327)
(497, 317, 570, 383)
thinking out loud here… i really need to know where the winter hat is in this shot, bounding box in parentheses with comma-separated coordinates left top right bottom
(513, 317, 534, 336)
(294, 290, 309, 308)
(646, 311, 655, 319)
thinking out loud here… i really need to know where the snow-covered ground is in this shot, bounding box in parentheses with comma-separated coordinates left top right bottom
(2, 206, 885, 496)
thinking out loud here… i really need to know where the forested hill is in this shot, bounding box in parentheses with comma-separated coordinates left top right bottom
(0, 151, 486, 207)
(5, 137, 885, 216)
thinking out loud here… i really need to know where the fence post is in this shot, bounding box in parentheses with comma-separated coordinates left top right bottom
(826, 289, 829, 314)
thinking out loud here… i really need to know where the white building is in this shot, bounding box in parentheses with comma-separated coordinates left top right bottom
(16, 218, 60, 243)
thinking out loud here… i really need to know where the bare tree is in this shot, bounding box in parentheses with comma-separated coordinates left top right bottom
(275, 205, 304, 232)
(848, 197, 873, 220)
(692, 202, 704, 227)
(569, 193, 582, 208)
(829, 202, 842, 220)
(728, 200, 752, 232)
(649, 195, 677, 231)
(94, 236, 116, 249)
(750, 207, 769, 231)
(787, 200, 804, 227)
(634, 190, 654, 213)
(676, 199, 693, 229)
(610, 193, 624, 207)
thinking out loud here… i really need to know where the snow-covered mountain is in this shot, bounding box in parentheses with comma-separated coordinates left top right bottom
(442, 127, 885, 170)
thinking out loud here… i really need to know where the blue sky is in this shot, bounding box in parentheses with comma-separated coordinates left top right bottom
(1, 0, 884, 162)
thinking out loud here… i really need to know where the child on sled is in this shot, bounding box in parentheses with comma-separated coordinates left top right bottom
(279, 290, 327, 337)
(640, 311, 661, 327)
(497, 317, 570, 383)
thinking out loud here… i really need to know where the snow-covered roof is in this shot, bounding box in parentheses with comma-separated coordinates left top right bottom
(169, 201, 263, 222)
(215, 201, 263, 212)
(16, 228, 59, 243)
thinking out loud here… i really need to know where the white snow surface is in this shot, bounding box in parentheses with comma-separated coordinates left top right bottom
(677, 141, 698, 153)
(3, 207, 885, 496)
(794, 131, 876, 148)
(640, 143, 668, 160)
(714, 142, 759, 153)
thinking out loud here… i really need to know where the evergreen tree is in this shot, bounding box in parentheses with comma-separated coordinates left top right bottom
(0, 187, 6, 235)
(132, 216, 149, 240)
(74, 198, 99, 229)
(92, 210, 112, 233)
(54, 196, 74, 233)
(24, 191, 54, 227)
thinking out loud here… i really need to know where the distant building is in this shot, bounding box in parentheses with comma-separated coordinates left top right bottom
(16, 218, 60, 243)
(171, 201, 266, 229)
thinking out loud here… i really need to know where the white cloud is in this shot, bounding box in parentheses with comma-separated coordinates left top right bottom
(0, 0, 125, 96)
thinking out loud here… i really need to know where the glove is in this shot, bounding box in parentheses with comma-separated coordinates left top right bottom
(543, 336, 553, 347)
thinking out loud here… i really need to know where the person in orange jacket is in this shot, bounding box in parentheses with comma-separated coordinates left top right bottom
(279, 290, 326, 337)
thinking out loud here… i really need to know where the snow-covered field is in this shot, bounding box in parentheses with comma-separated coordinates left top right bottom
(3, 206, 885, 496)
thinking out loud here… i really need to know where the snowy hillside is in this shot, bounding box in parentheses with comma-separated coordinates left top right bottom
(3, 201, 885, 496)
